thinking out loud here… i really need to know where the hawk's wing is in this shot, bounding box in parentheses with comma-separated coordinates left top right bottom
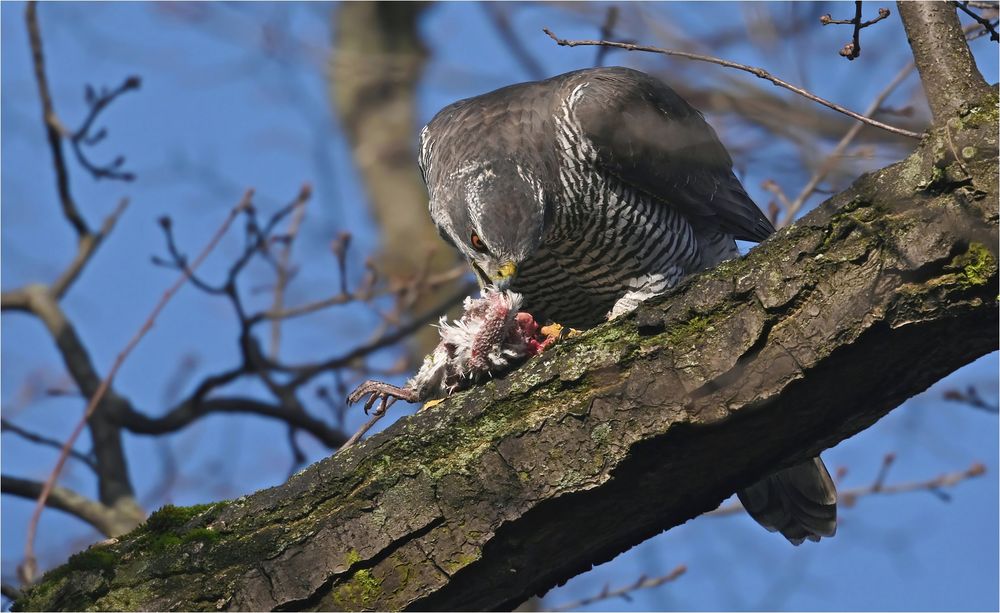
(569, 67, 774, 242)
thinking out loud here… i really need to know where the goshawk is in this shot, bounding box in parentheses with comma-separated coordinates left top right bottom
(417, 66, 836, 545)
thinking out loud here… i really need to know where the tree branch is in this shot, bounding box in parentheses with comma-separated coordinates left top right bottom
(779, 61, 916, 226)
(1, 419, 96, 472)
(708, 460, 988, 516)
(50, 198, 130, 300)
(14, 93, 997, 608)
(114, 397, 348, 449)
(25, 1, 87, 239)
(898, 1, 993, 123)
(21, 191, 253, 584)
(17, 284, 140, 511)
(1, 476, 136, 538)
(953, 1, 1000, 41)
(546, 564, 687, 612)
(542, 28, 925, 139)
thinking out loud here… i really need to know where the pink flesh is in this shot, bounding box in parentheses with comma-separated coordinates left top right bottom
(469, 302, 511, 371)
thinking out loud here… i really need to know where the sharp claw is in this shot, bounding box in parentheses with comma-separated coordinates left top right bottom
(346, 380, 419, 414)
(363, 393, 379, 415)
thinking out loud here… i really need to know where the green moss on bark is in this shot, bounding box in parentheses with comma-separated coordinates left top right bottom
(953, 242, 997, 288)
(332, 568, 382, 610)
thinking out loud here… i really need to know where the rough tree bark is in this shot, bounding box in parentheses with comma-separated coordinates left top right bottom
(15, 4, 998, 612)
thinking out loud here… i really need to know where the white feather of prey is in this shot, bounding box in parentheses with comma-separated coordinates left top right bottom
(406, 288, 532, 402)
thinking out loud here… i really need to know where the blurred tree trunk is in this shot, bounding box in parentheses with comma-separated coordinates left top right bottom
(329, 1, 461, 357)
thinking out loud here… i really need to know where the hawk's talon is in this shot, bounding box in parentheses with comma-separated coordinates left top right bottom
(347, 381, 418, 414)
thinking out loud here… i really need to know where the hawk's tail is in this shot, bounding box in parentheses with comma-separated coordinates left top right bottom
(737, 456, 838, 545)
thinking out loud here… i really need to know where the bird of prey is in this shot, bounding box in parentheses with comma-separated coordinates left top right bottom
(416, 66, 837, 545)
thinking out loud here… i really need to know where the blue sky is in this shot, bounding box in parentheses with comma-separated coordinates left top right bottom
(2, 2, 997, 610)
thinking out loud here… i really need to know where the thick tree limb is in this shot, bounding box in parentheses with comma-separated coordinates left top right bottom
(1, 477, 137, 538)
(14, 86, 997, 609)
(898, 1, 993, 122)
(16, 285, 139, 513)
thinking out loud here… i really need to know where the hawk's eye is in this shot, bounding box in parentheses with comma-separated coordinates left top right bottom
(470, 232, 488, 253)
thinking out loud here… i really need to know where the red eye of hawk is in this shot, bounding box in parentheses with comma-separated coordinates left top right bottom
(470, 232, 488, 253)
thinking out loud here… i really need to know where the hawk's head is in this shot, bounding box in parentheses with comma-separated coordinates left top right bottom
(426, 158, 547, 290)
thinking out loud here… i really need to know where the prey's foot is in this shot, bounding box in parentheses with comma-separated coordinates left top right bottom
(347, 380, 418, 415)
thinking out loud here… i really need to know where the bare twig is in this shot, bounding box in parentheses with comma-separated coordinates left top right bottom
(69, 76, 142, 182)
(778, 61, 916, 225)
(954, 1, 1000, 41)
(545, 564, 687, 612)
(116, 396, 348, 448)
(268, 193, 309, 359)
(21, 190, 253, 584)
(50, 198, 130, 299)
(870, 452, 896, 492)
(944, 386, 999, 413)
(2, 199, 130, 311)
(594, 6, 621, 67)
(542, 28, 924, 140)
(820, 2, 892, 60)
(1, 419, 96, 471)
(281, 281, 476, 388)
(481, 3, 545, 80)
(26, 1, 87, 238)
(251, 258, 465, 325)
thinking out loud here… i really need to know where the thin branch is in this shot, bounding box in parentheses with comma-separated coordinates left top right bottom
(954, 1, 1000, 41)
(1, 419, 96, 472)
(545, 565, 687, 612)
(779, 61, 916, 226)
(116, 396, 348, 448)
(21, 190, 253, 584)
(594, 6, 621, 67)
(481, 3, 545, 80)
(252, 264, 467, 324)
(542, 28, 924, 140)
(2, 475, 131, 537)
(3, 198, 129, 312)
(69, 76, 142, 182)
(51, 197, 130, 299)
(267, 193, 309, 359)
(869, 452, 896, 493)
(944, 386, 999, 413)
(26, 0, 87, 238)
(820, 2, 892, 60)
(281, 281, 476, 388)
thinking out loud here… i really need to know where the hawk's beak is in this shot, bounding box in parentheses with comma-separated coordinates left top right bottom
(493, 261, 517, 290)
